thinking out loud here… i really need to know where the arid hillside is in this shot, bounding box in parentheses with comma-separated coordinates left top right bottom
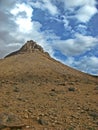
(0, 40, 98, 130)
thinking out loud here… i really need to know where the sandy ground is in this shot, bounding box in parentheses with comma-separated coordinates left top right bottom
(0, 51, 98, 130)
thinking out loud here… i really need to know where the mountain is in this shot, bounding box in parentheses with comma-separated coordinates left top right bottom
(5, 40, 44, 58)
(0, 40, 98, 130)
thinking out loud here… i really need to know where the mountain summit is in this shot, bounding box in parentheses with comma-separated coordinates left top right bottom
(5, 40, 44, 58)
(20, 40, 44, 53)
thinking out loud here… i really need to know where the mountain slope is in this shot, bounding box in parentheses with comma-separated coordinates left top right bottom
(0, 40, 98, 130)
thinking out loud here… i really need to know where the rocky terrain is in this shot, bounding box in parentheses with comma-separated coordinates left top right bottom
(0, 40, 98, 130)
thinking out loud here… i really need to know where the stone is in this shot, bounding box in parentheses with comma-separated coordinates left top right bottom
(38, 118, 48, 125)
(68, 87, 75, 92)
(24, 113, 29, 119)
(49, 92, 56, 96)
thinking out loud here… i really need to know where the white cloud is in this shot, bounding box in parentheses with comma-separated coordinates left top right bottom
(11, 3, 32, 17)
(63, 57, 75, 66)
(61, 16, 71, 30)
(64, 0, 96, 8)
(75, 24, 87, 35)
(64, 0, 85, 8)
(54, 53, 98, 75)
(42, 0, 58, 15)
(76, 5, 97, 22)
(77, 24, 87, 29)
(11, 3, 33, 32)
(74, 56, 98, 75)
(29, 0, 58, 16)
(53, 33, 98, 56)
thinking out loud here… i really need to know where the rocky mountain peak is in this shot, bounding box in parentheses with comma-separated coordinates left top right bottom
(20, 40, 44, 53)
(5, 40, 45, 58)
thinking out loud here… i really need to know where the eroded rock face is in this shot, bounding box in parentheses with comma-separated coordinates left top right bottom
(20, 40, 44, 53)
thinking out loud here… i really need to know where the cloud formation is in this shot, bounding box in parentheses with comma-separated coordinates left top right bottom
(53, 33, 98, 56)
(74, 56, 98, 75)
(61, 0, 97, 22)
(29, 0, 58, 16)
(76, 4, 97, 22)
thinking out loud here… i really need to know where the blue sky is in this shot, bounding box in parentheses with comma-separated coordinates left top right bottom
(0, 0, 98, 75)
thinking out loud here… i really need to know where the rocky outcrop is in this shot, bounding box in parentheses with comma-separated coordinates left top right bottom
(5, 40, 45, 58)
(20, 40, 44, 53)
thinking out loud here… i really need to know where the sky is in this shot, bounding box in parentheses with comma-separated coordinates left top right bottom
(0, 0, 98, 75)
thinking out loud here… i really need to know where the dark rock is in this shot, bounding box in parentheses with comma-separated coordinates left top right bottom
(51, 89, 55, 92)
(38, 118, 48, 125)
(58, 82, 65, 86)
(68, 87, 75, 92)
